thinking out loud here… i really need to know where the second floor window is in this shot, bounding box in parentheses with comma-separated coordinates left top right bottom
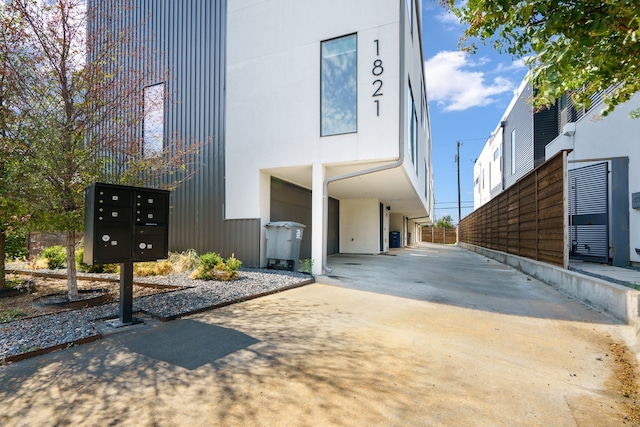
(143, 83, 165, 158)
(321, 34, 357, 136)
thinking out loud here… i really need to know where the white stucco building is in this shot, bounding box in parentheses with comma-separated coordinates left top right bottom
(472, 71, 640, 267)
(546, 94, 640, 267)
(226, 0, 434, 273)
(92, 0, 434, 273)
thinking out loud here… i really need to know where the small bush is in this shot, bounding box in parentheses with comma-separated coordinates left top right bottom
(5, 230, 28, 261)
(41, 245, 66, 269)
(2, 277, 23, 290)
(191, 252, 241, 281)
(75, 248, 119, 274)
(0, 308, 28, 323)
(298, 258, 314, 275)
(133, 260, 174, 276)
(225, 254, 242, 272)
(168, 249, 200, 273)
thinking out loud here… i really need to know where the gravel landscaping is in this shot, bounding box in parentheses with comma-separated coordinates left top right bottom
(0, 268, 313, 363)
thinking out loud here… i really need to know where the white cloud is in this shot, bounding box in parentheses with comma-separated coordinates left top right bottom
(495, 58, 528, 73)
(424, 51, 515, 112)
(435, 10, 461, 28)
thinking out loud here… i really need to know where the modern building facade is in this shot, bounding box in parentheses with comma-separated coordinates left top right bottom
(546, 93, 639, 267)
(474, 78, 559, 209)
(91, 0, 434, 274)
(474, 74, 639, 267)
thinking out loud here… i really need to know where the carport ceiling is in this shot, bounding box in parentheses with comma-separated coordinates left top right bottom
(266, 163, 430, 221)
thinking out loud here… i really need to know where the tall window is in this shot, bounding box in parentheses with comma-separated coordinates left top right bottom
(321, 34, 357, 136)
(488, 162, 492, 189)
(406, 0, 413, 36)
(510, 129, 516, 175)
(422, 83, 427, 130)
(408, 82, 418, 168)
(143, 83, 165, 157)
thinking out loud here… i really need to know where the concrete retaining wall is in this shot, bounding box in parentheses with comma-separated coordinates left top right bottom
(460, 243, 640, 326)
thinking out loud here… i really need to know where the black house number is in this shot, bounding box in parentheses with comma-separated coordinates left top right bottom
(373, 39, 384, 116)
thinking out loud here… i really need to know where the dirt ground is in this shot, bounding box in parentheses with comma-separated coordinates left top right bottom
(0, 274, 171, 322)
(610, 341, 640, 424)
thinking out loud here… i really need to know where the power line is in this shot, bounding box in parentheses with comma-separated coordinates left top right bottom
(435, 201, 473, 204)
(458, 136, 491, 142)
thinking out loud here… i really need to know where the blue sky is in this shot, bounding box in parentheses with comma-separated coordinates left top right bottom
(421, 1, 527, 223)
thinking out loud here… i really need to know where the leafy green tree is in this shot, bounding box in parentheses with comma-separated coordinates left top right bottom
(445, 0, 640, 117)
(0, 1, 31, 288)
(5, 0, 201, 299)
(435, 215, 455, 229)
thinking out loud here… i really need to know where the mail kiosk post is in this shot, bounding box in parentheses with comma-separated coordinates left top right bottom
(84, 182, 169, 326)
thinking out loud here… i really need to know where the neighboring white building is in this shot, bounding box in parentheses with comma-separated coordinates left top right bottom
(473, 71, 640, 268)
(226, 0, 434, 274)
(473, 81, 526, 209)
(546, 94, 640, 267)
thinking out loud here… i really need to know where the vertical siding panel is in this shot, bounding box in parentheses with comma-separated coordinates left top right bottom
(93, 0, 260, 265)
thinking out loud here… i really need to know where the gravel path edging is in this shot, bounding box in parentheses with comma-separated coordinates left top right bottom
(1, 268, 314, 365)
(154, 277, 314, 322)
(2, 335, 103, 365)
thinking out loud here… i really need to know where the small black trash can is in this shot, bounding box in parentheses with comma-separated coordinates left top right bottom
(390, 231, 401, 248)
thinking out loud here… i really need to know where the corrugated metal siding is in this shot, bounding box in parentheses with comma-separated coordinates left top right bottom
(91, 0, 260, 266)
(557, 85, 619, 133)
(533, 103, 558, 167)
(270, 177, 340, 259)
(504, 85, 534, 189)
(568, 162, 609, 263)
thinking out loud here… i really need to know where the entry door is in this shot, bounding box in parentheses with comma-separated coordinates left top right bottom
(568, 162, 609, 263)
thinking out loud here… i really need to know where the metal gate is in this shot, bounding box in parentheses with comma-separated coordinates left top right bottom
(568, 162, 609, 263)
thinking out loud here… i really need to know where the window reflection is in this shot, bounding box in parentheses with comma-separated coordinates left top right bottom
(321, 34, 357, 136)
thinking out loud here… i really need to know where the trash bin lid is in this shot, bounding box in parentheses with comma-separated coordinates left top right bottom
(265, 221, 306, 229)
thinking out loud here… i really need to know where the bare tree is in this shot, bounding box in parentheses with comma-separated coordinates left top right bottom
(6, 0, 201, 299)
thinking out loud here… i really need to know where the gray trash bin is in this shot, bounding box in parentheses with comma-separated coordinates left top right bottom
(265, 221, 306, 271)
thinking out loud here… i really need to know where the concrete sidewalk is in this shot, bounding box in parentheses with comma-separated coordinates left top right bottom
(0, 243, 638, 426)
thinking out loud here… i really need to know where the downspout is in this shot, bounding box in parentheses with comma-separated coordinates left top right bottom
(322, 0, 406, 274)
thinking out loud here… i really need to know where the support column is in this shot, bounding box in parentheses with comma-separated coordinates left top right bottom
(312, 163, 325, 275)
(119, 261, 134, 325)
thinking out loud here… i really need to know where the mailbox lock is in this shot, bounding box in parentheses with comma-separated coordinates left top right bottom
(102, 234, 110, 242)
(139, 243, 147, 249)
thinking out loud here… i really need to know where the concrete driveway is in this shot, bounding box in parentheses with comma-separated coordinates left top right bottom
(1, 243, 638, 426)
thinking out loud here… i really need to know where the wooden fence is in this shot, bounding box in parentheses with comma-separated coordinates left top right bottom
(422, 227, 457, 244)
(459, 150, 568, 268)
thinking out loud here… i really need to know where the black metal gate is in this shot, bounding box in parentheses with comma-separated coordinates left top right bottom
(568, 162, 609, 263)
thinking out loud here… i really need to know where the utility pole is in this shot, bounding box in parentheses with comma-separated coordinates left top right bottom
(456, 140, 461, 244)
(456, 140, 461, 224)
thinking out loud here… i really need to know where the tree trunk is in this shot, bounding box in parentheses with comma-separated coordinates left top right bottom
(66, 229, 79, 300)
(0, 230, 6, 289)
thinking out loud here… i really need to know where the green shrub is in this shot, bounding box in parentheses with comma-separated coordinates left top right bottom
(298, 258, 314, 275)
(75, 248, 118, 274)
(191, 252, 241, 281)
(0, 308, 28, 323)
(41, 245, 66, 269)
(4, 230, 28, 261)
(225, 254, 242, 272)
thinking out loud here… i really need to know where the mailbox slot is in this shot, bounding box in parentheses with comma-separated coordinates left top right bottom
(97, 188, 133, 207)
(133, 226, 168, 261)
(135, 207, 167, 224)
(93, 226, 133, 264)
(97, 205, 133, 224)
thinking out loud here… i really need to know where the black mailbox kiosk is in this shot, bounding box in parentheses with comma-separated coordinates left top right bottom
(84, 182, 170, 326)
